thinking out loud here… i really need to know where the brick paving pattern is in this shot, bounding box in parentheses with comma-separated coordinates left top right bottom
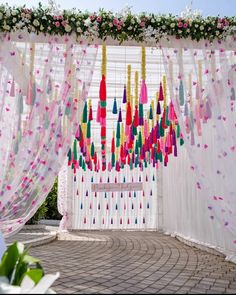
(29, 231, 236, 294)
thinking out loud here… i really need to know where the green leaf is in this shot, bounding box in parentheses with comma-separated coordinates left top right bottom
(23, 255, 40, 265)
(23, 269, 44, 284)
(0, 242, 24, 279)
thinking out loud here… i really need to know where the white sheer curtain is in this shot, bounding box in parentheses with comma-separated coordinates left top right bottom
(58, 164, 159, 230)
(161, 38, 236, 257)
(0, 33, 97, 237)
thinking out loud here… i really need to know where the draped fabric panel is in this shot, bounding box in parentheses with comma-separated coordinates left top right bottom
(162, 39, 236, 245)
(58, 164, 158, 230)
(0, 33, 97, 237)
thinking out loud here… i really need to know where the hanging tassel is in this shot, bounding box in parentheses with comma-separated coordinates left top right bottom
(139, 103, 144, 125)
(126, 102, 132, 126)
(89, 104, 93, 121)
(231, 87, 236, 101)
(118, 108, 122, 122)
(82, 101, 88, 123)
(140, 80, 148, 104)
(158, 82, 164, 101)
(123, 85, 127, 103)
(99, 75, 106, 101)
(112, 97, 118, 114)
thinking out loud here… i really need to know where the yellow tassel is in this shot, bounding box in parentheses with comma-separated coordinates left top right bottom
(135, 71, 139, 106)
(127, 65, 131, 103)
(102, 44, 107, 77)
(121, 123, 125, 145)
(141, 47, 146, 81)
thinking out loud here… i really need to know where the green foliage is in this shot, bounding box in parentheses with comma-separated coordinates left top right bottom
(45, 179, 62, 220)
(0, 242, 44, 286)
(27, 179, 61, 224)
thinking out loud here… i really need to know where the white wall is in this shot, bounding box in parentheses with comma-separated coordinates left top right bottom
(162, 145, 236, 260)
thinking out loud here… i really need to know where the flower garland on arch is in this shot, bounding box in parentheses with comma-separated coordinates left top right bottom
(0, 3, 235, 43)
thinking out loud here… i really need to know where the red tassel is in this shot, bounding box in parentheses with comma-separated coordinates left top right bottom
(99, 75, 106, 101)
(89, 105, 93, 121)
(100, 107, 106, 119)
(101, 126, 106, 137)
(111, 137, 115, 153)
(126, 102, 132, 126)
(134, 105, 139, 127)
(159, 82, 164, 101)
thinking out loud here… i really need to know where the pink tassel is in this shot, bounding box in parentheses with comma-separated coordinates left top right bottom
(140, 80, 148, 104)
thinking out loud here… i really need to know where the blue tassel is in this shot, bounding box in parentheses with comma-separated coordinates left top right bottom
(80, 203, 83, 210)
(112, 97, 118, 114)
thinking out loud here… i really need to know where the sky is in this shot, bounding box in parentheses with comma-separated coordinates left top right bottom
(2, 0, 236, 16)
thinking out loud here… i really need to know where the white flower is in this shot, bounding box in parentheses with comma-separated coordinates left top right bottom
(12, 10, 17, 16)
(162, 25, 166, 29)
(109, 23, 113, 27)
(170, 23, 175, 28)
(178, 29, 182, 34)
(195, 24, 199, 28)
(3, 24, 10, 31)
(71, 17, 75, 21)
(48, 26, 51, 30)
(200, 25, 204, 31)
(40, 25, 44, 31)
(186, 28, 190, 33)
(25, 13, 31, 19)
(31, 26, 36, 32)
(6, 9, 11, 17)
(76, 21, 80, 26)
(65, 24, 72, 32)
(128, 26, 132, 30)
(42, 16, 47, 20)
(131, 19, 135, 24)
(33, 19, 40, 27)
(84, 17, 91, 27)
(77, 27, 82, 33)
(0, 12, 2, 20)
(12, 17, 17, 23)
(216, 31, 220, 35)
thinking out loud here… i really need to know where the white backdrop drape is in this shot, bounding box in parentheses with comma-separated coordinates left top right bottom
(161, 38, 236, 257)
(0, 33, 97, 237)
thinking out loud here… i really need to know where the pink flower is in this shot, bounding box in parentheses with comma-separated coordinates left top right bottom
(117, 25, 121, 30)
(96, 16, 102, 22)
(61, 20, 67, 27)
(178, 22, 183, 28)
(113, 18, 119, 26)
(55, 21, 60, 27)
(183, 23, 188, 28)
(90, 14, 95, 20)
(140, 21, 145, 27)
(119, 19, 124, 26)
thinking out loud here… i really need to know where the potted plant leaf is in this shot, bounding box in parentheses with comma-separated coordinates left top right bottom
(0, 242, 59, 293)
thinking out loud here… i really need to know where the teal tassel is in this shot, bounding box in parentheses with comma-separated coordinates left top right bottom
(179, 80, 184, 106)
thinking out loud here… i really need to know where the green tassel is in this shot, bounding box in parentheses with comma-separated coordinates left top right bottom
(87, 120, 91, 139)
(123, 176, 126, 183)
(130, 160, 133, 170)
(112, 153, 115, 167)
(79, 155, 83, 167)
(165, 106, 170, 126)
(138, 131, 142, 148)
(177, 124, 180, 138)
(116, 122, 120, 139)
(135, 140, 139, 155)
(116, 138, 120, 148)
(149, 104, 153, 120)
(180, 138, 184, 145)
(82, 101, 88, 123)
(132, 124, 137, 136)
(91, 142, 95, 157)
(160, 119, 165, 137)
(179, 80, 184, 106)
(67, 148, 72, 161)
(73, 139, 77, 161)
(82, 160, 86, 171)
(112, 97, 118, 114)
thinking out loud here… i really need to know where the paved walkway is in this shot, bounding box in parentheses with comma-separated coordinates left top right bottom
(28, 231, 236, 294)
